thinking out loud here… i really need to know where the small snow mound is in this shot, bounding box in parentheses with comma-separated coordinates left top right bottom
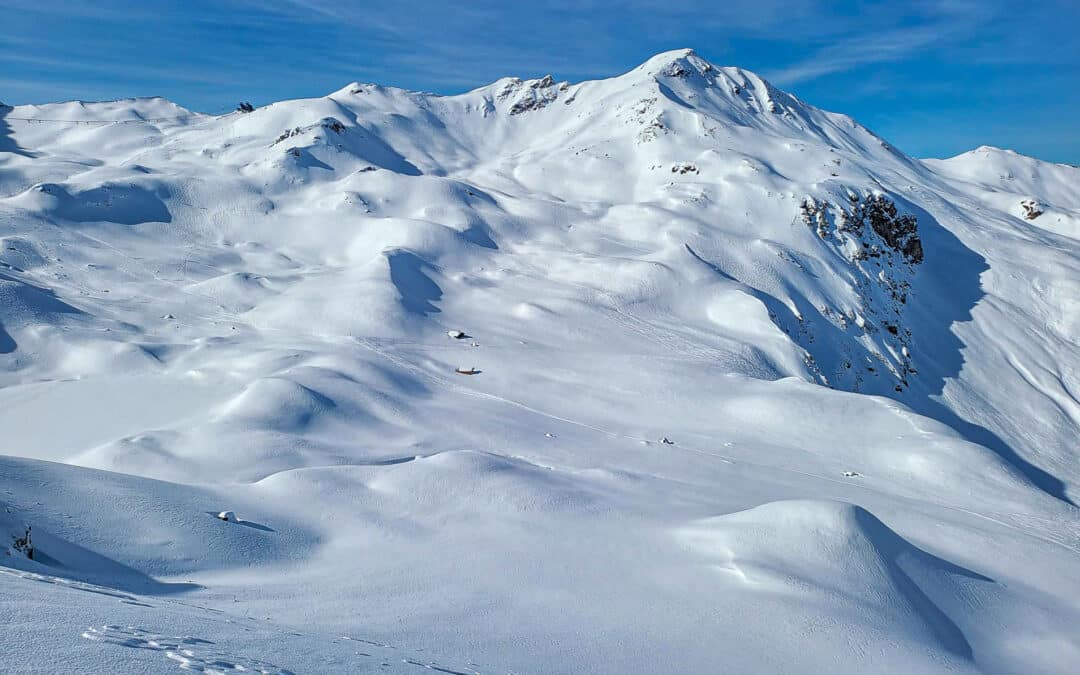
(0, 275, 84, 331)
(680, 500, 988, 660)
(0, 237, 48, 270)
(366, 450, 600, 514)
(217, 377, 336, 430)
(511, 302, 553, 320)
(187, 271, 275, 314)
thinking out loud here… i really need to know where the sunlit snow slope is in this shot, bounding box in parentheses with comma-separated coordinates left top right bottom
(2, 50, 1078, 674)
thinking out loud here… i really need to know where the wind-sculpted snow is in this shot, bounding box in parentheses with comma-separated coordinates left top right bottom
(1, 49, 1079, 673)
(679, 500, 991, 671)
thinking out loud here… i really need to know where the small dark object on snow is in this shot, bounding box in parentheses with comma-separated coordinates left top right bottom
(1020, 199, 1043, 220)
(447, 330, 466, 339)
(217, 511, 237, 522)
(12, 525, 32, 560)
(237, 102, 255, 113)
(659, 437, 675, 445)
(455, 367, 480, 375)
(842, 471, 860, 477)
(671, 163, 699, 175)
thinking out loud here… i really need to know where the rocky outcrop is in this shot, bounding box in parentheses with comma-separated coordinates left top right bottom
(802, 193, 923, 265)
(272, 117, 347, 146)
(505, 75, 567, 115)
(798, 192, 922, 391)
(1020, 199, 1043, 220)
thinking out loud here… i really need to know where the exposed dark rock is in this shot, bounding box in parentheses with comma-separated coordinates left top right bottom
(273, 118, 346, 146)
(1020, 199, 1043, 220)
(11, 525, 32, 559)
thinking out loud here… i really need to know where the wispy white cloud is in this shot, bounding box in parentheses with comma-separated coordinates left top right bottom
(262, 0, 830, 88)
(0, 52, 252, 87)
(765, 0, 1003, 85)
(768, 25, 947, 85)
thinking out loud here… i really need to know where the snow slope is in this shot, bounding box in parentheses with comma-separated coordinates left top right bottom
(923, 145, 1080, 239)
(1, 49, 1078, 673)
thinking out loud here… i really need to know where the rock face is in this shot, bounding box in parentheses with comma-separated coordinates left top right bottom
(273, 117, 347, 146)
(801, 193, 923, 265)
(849, 194, 924, 264)
(798, 192, 921, 390)
(505, 74, 566, 115)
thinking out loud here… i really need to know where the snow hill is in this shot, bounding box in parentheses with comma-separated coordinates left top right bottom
(1, 49, 1078, 673)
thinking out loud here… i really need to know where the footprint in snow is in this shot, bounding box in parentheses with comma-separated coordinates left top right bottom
(81, 625, 294, 674)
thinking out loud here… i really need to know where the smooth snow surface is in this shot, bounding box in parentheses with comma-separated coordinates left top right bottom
(2, 50, 1079, 673)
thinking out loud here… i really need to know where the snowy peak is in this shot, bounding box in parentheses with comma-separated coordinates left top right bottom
(924, 144, 1080, 228)
(226, 49, 907, 186)
(322, 49, 875, 151)
(6, 96, 198, 123)
(566, 49, 899, 159)
(633, 48, 712, 78)
(936, 145, 1080, 181)
(626, 49, 806, 116)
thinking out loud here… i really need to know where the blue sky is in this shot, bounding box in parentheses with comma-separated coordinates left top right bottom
(4, 0, 1078, 163)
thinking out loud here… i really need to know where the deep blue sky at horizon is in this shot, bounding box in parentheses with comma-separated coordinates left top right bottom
(4, 0, 1078, 164)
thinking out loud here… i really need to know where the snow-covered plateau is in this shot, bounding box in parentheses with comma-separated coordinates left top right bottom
(1, 49, 1078, 673)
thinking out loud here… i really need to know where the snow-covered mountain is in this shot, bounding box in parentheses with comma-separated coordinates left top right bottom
(1, 49, 1078, 673)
